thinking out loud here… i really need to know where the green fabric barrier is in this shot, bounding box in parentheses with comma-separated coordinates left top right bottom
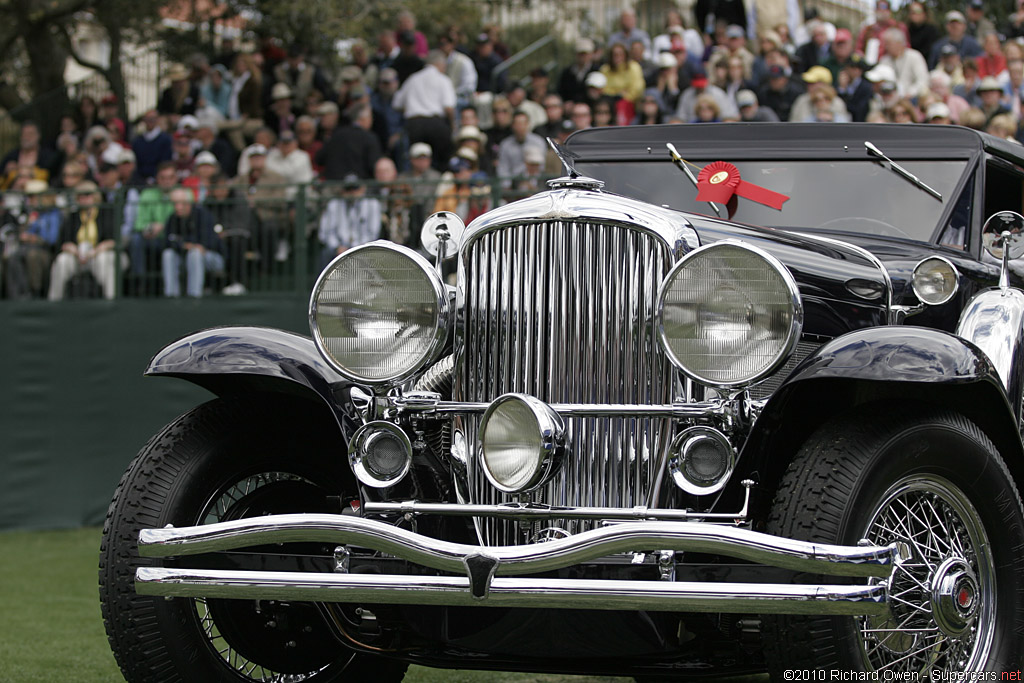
(0, 296, 308, 531)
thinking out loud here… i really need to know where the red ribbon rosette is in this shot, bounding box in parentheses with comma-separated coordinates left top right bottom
(695, 161, 789, 211)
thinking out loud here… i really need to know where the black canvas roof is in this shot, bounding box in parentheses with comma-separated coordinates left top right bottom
(566, 122, 1023, 165)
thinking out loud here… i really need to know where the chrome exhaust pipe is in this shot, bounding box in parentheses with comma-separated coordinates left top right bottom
(136, 567, 890, 616)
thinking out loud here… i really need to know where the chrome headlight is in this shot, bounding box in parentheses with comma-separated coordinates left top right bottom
(310, 242, 449, 385)
(657, 241, 803, 388)
(479, 394, 564, 493)
(912, 256, 958, 305)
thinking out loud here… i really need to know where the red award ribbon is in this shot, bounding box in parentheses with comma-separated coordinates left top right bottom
(695, 161, 790, 210)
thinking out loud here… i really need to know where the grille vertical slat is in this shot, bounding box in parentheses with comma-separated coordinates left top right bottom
(458, 220, 673, 545)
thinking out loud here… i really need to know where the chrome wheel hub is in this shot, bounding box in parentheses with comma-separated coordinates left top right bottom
(931, 557, 979, 637)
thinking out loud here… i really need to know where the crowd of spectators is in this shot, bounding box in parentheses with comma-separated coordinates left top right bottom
(2, 2, 1023, 300)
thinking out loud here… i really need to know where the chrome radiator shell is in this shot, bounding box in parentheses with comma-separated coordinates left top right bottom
(453, 189, 698, 545)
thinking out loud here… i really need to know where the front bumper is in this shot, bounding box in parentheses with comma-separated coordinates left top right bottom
(136, 514, 898, 616)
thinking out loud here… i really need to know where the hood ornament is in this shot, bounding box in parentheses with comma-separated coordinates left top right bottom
(546, 138, 604, 190)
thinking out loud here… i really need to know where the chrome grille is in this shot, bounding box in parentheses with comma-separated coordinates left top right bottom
(455, 220, 674, 546)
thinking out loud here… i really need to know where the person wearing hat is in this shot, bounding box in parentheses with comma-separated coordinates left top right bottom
(471, 31, 507, 94)
(157, 63, 200, 126)
(651, 52, 682, 112)
(757, 61, 803, 121)
(265, 130, 313, 186)
(272, 44, 332, 115)
(4, 179, 61, 299)
(712, 24, 756, 80)
(977, 75, 1010, 126)
(822, 28, 855, 84)
(677, 65, 739, 122)
(877, 27, 930, 99)
(317, 173, 382, 268)
(836, 54, 874, 122)
(264, 82, 296, 135)
(316, 102, 382, 181)
(933, 43, 966, 88)
(454, 125, 493, 175)
(966, 0, 996, 41)
(391, 30, 426, 85)
(856, 0, 909, 63)
(396, 142, 441, 243)
(928, 11, 983, 69)
(788, 65, 850, 121)
(736, 88, 780, 121)
(48, 180, 120, 300)
(182, 151, 220, 202)
(925, 101, 953, 124)
(557, 37, 600, 105)
(583, 70, 609, 108)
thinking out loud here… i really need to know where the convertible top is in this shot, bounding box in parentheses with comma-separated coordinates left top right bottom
(566, 122, 1024, 165)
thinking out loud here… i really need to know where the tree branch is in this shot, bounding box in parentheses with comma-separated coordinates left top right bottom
(59, 22, 110, 78)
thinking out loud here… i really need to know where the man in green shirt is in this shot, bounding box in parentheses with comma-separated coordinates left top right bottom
(129, 161, 176, 284)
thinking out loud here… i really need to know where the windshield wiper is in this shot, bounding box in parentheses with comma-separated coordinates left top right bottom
(667, 142, 721, 217)
(864, 141, 942, 201)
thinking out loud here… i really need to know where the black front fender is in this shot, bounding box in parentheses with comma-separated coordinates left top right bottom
(741, 326, 1024, 499)
(146, 326, 350, 423)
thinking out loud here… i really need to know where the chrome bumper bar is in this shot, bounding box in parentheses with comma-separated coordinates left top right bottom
(137, 514, 897, 615)
(136, 568, 889, 616)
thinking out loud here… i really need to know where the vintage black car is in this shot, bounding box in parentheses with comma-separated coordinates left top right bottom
(101, 123, 1024, 680)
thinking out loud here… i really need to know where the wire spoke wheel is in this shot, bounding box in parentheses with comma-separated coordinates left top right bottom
(762, 409, 1024, 674)
(858, 476, 993, 673)
(191, 472, 336, 683)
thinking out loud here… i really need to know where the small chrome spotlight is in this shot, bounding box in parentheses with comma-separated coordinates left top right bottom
(348, 421, 413, 488)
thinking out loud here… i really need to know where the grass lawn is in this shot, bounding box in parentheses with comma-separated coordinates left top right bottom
(0, 528, 629, 683)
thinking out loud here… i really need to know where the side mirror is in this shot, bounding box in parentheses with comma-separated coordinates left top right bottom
(983, 211, 1024, 260)
(420, 212, 465, 265)
(982, 211, 1024, 289)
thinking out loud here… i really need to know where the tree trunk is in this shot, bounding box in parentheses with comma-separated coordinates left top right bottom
(18, 19, 70, 140)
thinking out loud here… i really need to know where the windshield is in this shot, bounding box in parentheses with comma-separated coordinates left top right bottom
(576, 159, 970, 243)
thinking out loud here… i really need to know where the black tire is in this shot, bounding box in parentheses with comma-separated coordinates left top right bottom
(99, 397, 409, 683)
(763, 407, 1024, 675)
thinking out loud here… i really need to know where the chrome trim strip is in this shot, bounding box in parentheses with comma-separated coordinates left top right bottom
(415, 400, 726, 418)
(138, 514, 897, 578)
(362, 501, 747, 521)
(136, 568, 889, 616)
(791, 231, 893, 318)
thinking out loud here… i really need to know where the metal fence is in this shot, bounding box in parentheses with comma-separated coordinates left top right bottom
(0, 176, 553, 301)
